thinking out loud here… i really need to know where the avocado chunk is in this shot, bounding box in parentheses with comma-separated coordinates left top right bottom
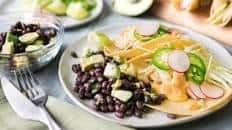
(91, 83, 101, 94)
(111, 79, 122, 89)
(19, 32, 39, 44)
(119, 63, 136, 76)
(80, 54, 104, 71)
(34, 39, 44, 46)
(111, 90, 132, 102)
(103, 63, 120, 78)
(82, 48, 92, 57)
(66, 2, 89, 19)
(25, 45, 43, 52)
(1, 32, 16, 54)
(112, 0, 154, 16)
(46, 0, 67, 15)
(1, 42, 14, 54)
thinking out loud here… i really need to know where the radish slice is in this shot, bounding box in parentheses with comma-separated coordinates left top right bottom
(168, 50, 190, 72)
(188, 83, 206, 99)
(187, 87, 199, 100)
(135, 23, 160, 36)
(200, 83, 224, 99)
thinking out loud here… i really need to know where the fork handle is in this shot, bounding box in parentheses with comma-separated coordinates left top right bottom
(39, 106, 63, 130)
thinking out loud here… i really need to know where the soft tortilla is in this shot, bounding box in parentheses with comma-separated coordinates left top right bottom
(147, 85, 232, 116)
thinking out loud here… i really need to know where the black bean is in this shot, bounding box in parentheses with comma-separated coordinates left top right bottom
(133, 89, 144, 101)
(144, 95, 152, 104)
(97, 77, 104, 82)
(94, 93, 103, 101)
(78, 87, 85, 99)
(72, 64, 81, 73)
(167, 114, 177, 119)
(134, 109, 143, 118)
(106, 96, 113, 104)
(108, 104, 115, 112)
(119, 104, 127, 112)
(81, 73, 89, 83)
(136, 101, 143, 110)
(84, 93, 92, 98)
(102, 81, 108, 88)
(100, 105, 108, 112)
(115, 112, 124, 118)
(125, 109, 133, 116)
(115, 104, 121, 112)
(121, 79, 132, 90)
(152, 94, 166, 105)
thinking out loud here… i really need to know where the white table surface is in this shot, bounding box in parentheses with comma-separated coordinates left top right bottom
(35, 1, 232, 130)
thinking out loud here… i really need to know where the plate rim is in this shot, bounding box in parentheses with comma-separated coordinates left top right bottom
(58, 21, 232, 128)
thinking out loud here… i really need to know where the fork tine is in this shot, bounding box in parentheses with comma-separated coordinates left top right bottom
(15, 69, 28, 91)
(13, 70, 23, 92)
(26, 67, 39, 86)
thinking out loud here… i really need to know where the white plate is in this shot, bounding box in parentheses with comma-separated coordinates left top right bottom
(58, 21, 232, 128)
(0, 0, 103, 28)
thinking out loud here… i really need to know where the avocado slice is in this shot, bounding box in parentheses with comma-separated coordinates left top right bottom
(25, 45, 43, 52)
(111, 90, 132, 102)
(19, 32, 39, 44)
(66, 2, 89, 19)
(119, 63, 136, 76)
(112, 79, 122, 89)
(46, 0, 67, 15)
(1, 32, 16, 54)
(112, 0, 154, 16)
(80, 54, 105, 71)
(103, 63, 120, 78)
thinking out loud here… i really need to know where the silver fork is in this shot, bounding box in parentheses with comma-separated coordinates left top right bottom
(14, 67, 62, 130)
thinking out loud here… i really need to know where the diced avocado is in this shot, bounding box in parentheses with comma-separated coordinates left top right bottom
(103, 63, 120, 78)
(80, 54, 105, 71)
(19, 32, 39, 44)
(119, 63, 136, 76)
(113, 56, 123, 63)
(82, 48, 92, 57)
(25, 45, 43, 52)
(111, 79, 122, 89)
(66, 2, 89, 20)
(1, 42, 14, 54)
(88, 32, 113, 49)
(91, 83, 101, 94)
(111, 90, 132, 102)
(34, 39, 44, 46)
(46, 0, 67, 15)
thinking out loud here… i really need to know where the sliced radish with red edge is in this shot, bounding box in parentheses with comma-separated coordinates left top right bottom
(135, 23, 160, 36)
(168, 50, 190, 72)
(187, 87, 199, 100)
(188, 83, 206, 99)
(200, 83, 224, 99)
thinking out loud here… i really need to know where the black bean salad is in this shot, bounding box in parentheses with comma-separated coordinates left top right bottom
(0, 21, 57, 54)
(72, 50, 166, 118)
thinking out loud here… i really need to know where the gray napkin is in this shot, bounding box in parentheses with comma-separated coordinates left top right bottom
(0, 87, 134, 130)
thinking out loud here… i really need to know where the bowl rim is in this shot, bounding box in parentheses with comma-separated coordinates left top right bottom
(0, 11, 64, 57)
